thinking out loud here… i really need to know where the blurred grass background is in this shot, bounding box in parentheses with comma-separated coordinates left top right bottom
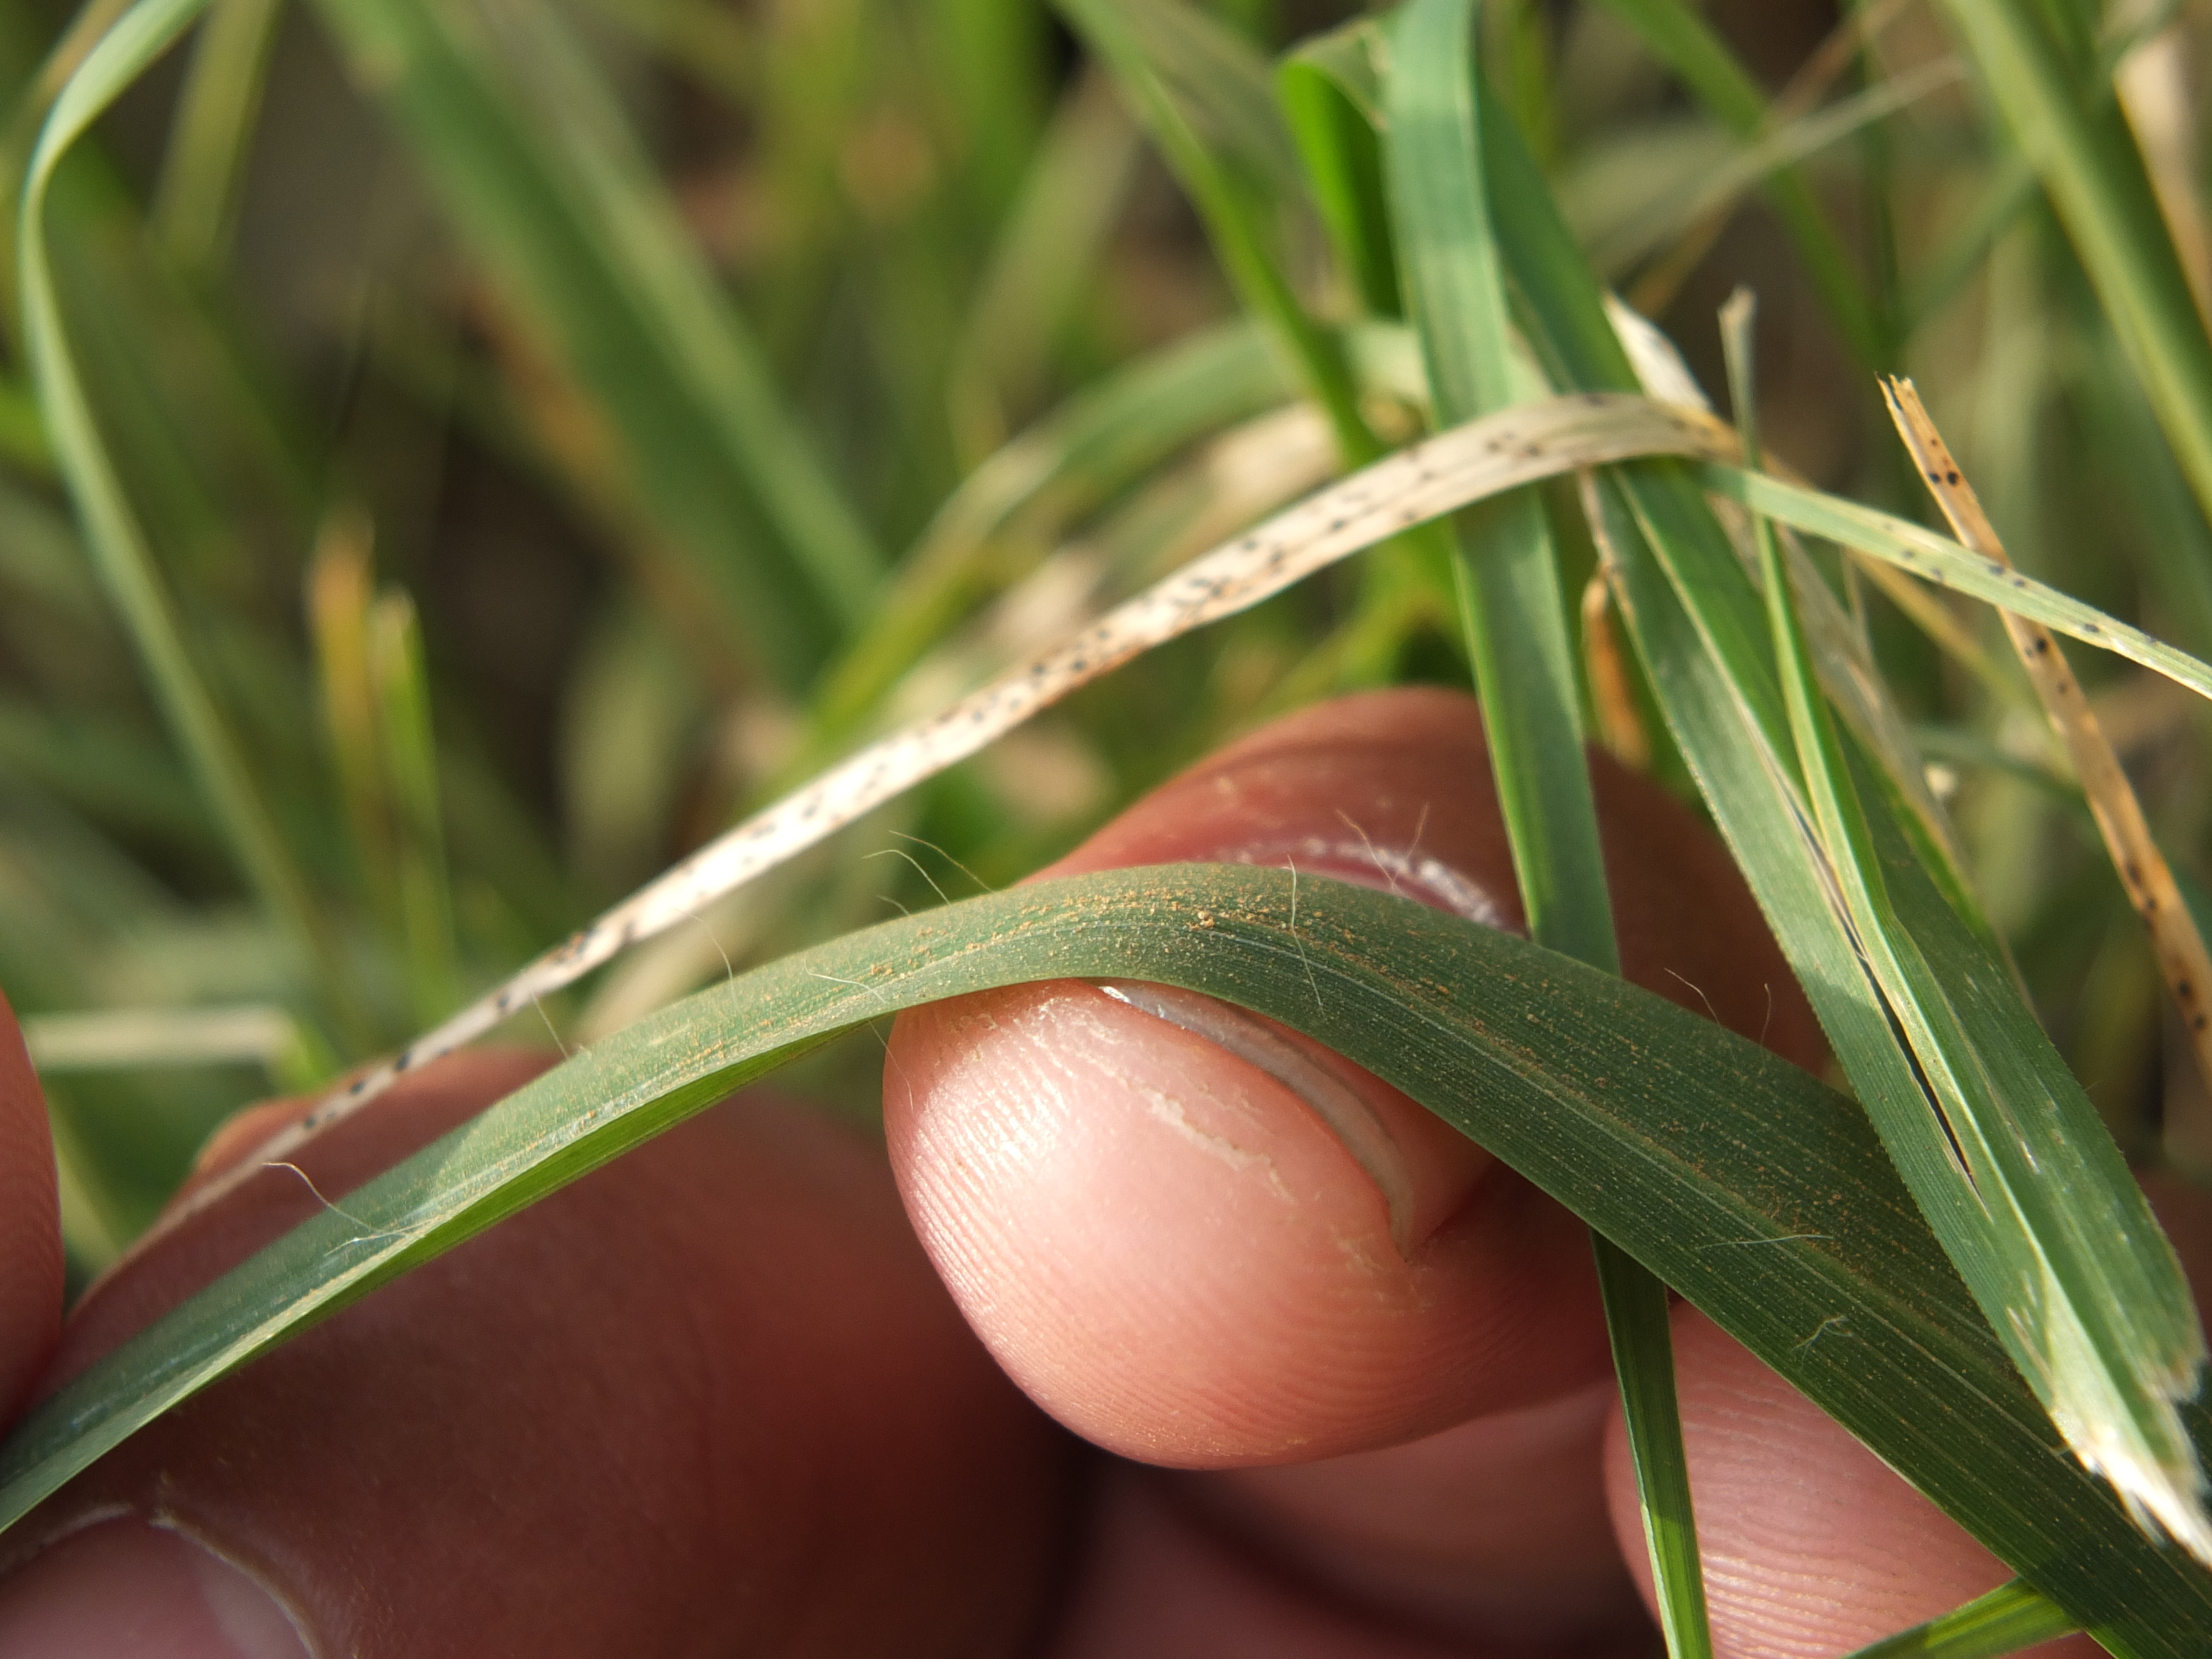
(3, 0, 2209, 1288)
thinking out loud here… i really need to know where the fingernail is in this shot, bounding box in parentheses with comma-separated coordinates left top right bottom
(0, 1518, 310, 1659)
(1095, 979, 1489, 1254)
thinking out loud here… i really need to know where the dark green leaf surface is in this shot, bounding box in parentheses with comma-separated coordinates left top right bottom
(3, 865, 2210, 1653)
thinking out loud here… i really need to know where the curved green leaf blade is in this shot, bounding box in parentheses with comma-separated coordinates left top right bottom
(1698, 463, 2212, 704)
(4, 865, 2211, 1655)
(17, 0, 351, 1032)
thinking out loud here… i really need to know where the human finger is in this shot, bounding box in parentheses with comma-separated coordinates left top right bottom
(0, 993, 62, 1425)
(889, 686, 1815, 1458)
(0, 1055, 1074, 1658)
(1602, 1177, 2212, 1657)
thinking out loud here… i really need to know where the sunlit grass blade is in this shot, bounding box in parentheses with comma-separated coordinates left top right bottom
(306, 0, 882, 688)
(1385, 10, 1702, 1650)
(5, 865, 2211, 1652)
(1695, 465, 2212, 702)
(19, 0, 354, 1040)
(150, 0, 281, 272)
(1931, 0, 2212, 536)
(1840, 1579, 2077, 1659)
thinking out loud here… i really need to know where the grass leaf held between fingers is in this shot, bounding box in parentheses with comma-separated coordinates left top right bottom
(4, 867, 2211, 1655)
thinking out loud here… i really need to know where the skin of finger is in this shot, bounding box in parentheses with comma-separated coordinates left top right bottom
(1044, 1465, 1545, 1659)
(885, 688, 1818, 1651)
(0, 994, 62, 1425)
(7, 1058, 1078, 1658)
(886, 688, 1822, 1465)
(1180, 1381, 1651, 1647)
(1600, 1176, 2212, 1659)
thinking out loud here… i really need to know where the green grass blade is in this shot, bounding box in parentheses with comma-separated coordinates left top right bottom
(306, 0, 883, 686)
(150, 0, 283, 272)
(1931, 0, 2212, 538)
(1279, 28, 1397, 317)
(1385, 12, 1699, 1651)
(19, 0, 352, 1037)
(4, 865, 2211, 1653)
(1386, 0, 1613, 966)
(1592, 0, 1885, 364)
(1841, 1579, 2077, 1659)
(1590, 1233, 1709, 1659)
(1057, 0, 1375, 464)
(1469, 82, 2212, 1567)
(1697, 463, 2212, 703)
(368, 589, 461, 1028)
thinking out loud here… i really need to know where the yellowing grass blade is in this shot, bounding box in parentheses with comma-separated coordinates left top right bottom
(1882, 378, 2212, 1091)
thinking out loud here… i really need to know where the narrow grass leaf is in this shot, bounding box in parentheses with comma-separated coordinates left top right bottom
(1931, 0, 2212, 536)
(1385, 11, 1701, 1648)
(5, 867, 2211, 1655)
(1841, 1579, 2078, 1659)
(150, 0, 283, 272)
(19, 0, 351, 1035)
(1696, 464, 2212, 703)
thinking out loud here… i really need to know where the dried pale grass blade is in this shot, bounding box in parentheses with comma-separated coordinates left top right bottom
(1883, 378, 2212, 1090)
(143, 391, 1721, 1246)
